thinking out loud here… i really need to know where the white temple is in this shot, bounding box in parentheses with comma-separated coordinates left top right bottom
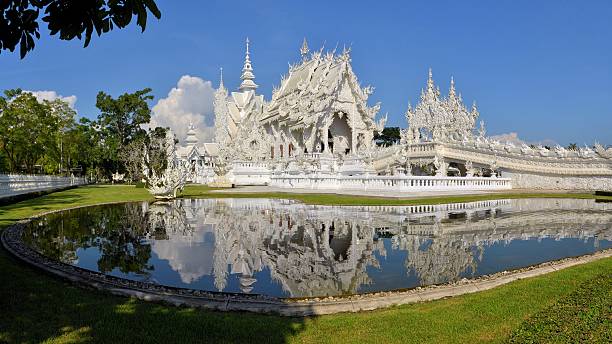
(176, 38, 612, 191)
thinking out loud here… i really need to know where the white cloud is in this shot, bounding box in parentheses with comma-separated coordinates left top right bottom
(489, 132, 525, 145)
(148, 75, 216, 144)
(25, 90, 78, 109)
(490, 132, 557, 147)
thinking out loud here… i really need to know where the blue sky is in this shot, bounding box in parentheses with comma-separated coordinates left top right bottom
(1, 0, 611, 145)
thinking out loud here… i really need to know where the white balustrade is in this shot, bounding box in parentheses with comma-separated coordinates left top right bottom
(0, 174, 88, 199)
(269, 174, 512, 192)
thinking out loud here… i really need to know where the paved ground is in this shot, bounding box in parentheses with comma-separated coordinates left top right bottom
(210, 186, 577, 198)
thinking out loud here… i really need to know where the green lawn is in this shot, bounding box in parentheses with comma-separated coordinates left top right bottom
(0, 185, 610, 343)
(180, 184, 612, 206)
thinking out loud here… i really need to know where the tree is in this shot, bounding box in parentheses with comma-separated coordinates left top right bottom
(61, 117, 104, 176)
(1, 0, 161, 58)
(118, 137, 145, 182)
(374, 127, 401, 146)
(567, 143, 578, 151)
(0, 89, 75, 172)
(95, 88, 153, 174)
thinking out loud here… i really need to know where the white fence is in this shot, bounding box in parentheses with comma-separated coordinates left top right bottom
(231, 161, 272, 185)
(0, 174, 88, 199)
(269, 174, 512, 192)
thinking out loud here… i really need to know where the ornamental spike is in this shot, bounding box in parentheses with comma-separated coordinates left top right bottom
(300, 37, 309, 59)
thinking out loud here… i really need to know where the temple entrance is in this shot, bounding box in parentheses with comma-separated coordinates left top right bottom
(329, 113, 352, 155)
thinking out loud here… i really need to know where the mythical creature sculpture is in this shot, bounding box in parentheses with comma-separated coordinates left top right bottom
(465, 161, 474, 177)
(433, 155, 448, 176)
(394, 149, 411, 175)
(142, 130, 189, 199)
(594, 143, 612, 159)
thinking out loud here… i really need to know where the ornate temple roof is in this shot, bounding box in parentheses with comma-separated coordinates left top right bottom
(262, 43, 384, 131)
(403, 69, 479, 143)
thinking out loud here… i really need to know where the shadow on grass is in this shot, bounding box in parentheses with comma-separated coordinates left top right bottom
(0, 242, 308, 344)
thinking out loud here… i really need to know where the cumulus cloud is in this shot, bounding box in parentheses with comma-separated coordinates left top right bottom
(490, 132, 557, 147)
(489, 132, 525, 145)
(25, 90, 77, 109)
(148, 75, 216, 144)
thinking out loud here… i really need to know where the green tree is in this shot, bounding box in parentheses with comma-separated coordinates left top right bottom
(1, 0, 161, 58)
(0, 89, 75, 173)
(95, 88, 153, 175)
(61, 118, 105, 176)
(374, 127, 401, 146)
(567, 143, 578, 151)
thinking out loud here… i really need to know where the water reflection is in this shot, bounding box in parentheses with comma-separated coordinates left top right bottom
(23, 198, 612, 298)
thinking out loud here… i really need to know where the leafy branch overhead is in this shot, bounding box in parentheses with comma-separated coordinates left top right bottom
(0, 0, 161, 58)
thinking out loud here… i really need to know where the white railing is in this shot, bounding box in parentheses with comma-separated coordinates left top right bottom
(231, 161, 272, 185)
(269, 174, 512, 192)
(0, 174, 88, 199)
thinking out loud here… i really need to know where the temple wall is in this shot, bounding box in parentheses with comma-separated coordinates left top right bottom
(503, 170, 612, 190)
(0, 174, 88, 199)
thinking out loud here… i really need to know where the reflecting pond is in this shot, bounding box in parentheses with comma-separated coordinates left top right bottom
(23, 198, 612, 298)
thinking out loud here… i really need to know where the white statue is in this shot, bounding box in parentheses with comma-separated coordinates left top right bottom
(433, 155, 448, 176)
(465, 161, 474, 177)
(111, 171, 125, 183)
(142, 130, 189, 199)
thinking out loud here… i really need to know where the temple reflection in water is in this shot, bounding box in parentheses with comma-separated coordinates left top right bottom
(145, 198, 612, 296)
(25, 198, 612, 298)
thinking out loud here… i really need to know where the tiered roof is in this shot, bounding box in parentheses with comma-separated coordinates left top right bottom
(262, 44, 385, 132)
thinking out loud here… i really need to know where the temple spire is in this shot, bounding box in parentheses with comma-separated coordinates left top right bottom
(218, 67, 225, 90)
(300, 37, 309, 59)
(449, 76, 456, 99)
(239, 37, 258, 92)
(427, 68, 435, 92)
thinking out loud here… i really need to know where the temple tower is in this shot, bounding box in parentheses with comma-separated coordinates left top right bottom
(239, 38, 258, 92)
(185, 123, 199, 147)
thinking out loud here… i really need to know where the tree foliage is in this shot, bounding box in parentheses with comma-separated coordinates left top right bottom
(374, 127, 401, 146)
(95, 88, 153, 175)
(0, 0, 161, 58)
(0, 89, 76, 173)
(0, 87, 160, 181)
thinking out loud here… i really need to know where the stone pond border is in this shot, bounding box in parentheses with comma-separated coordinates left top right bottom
(2, 201, 611, 317)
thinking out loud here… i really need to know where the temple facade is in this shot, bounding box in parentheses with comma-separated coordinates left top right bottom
(175, 38, 612, 191)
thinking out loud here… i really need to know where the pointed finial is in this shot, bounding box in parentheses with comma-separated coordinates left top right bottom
(300, 37, 309, 59)
(449, 76, 456, 98)
(239, 37, 258, 92)
(427, 68, 434, 91)
(219, 67, 225, 89)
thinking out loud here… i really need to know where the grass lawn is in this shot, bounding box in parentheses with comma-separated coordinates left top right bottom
(0, 185, 611, 343)
(180, 184, 612, 206)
